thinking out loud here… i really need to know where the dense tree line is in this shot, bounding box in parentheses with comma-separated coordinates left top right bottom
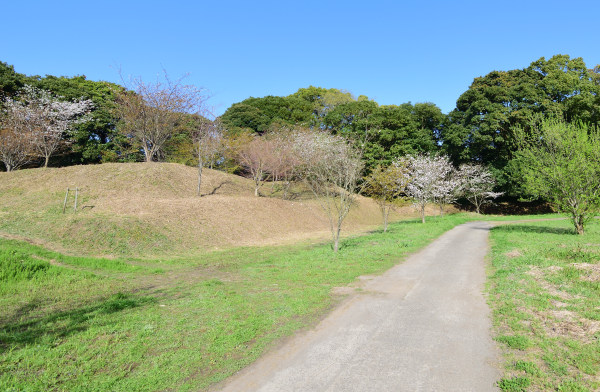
(1, 55, 599, 202)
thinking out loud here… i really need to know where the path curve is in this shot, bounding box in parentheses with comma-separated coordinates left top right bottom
(216, 221, 500, 391)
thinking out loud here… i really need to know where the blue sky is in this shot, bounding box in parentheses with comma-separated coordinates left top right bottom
(2, 0, 599, 116)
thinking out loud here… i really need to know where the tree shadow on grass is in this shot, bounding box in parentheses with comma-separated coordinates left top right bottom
(492, 224, 574, 235)
(0, 293, 155, 352)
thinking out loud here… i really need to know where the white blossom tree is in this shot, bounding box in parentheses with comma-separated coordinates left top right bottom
(458, 163, 503, 214)
(406, 154, 455, 223)
(431, 160, 462, 217)
(2, 86, 92, 168)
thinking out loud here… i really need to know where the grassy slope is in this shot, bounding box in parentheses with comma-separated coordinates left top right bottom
(489, 219, 600, 391)
(1, 215, 473, 391)
(0, 162, 434, 256)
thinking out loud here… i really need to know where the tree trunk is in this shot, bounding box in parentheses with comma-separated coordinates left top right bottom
(421, 204, 426, 224)
(5, 163, 12, 172)
(382, 205, 389, 232)
(44, 155, 50, 168)
(439, 204, 444, 217)
(574, 215, 585, 235)
(254, 184, 259, 197)
(333, 226, 341, 252)
(197, 140, 203, 196)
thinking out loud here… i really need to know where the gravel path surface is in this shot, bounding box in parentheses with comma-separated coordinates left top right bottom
(217, 221, 500, 391)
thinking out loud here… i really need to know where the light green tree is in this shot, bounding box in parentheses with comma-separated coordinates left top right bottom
(514, 120, 600, 234)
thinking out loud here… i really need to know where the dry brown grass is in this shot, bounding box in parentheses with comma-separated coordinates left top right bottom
(0, 162, 443, 255)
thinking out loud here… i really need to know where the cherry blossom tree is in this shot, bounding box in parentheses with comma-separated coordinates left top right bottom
(364, 159, 411, 232)
(2, 86, 92, 168)
(431, 160, 462, 217)
(458, 163, 503, 214)
(406, 154, 455, 223)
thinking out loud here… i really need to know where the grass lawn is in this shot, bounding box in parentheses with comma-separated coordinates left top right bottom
(1, 214, 476, 391)
(489, 219, 600, 391)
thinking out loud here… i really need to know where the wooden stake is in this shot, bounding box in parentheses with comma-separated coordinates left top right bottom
(74, 187, 79, 211)
(63, 188, 70, 213)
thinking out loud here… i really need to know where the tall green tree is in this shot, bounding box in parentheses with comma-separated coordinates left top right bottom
(442, 54, 600, 193)
(220, 95, 313, 134)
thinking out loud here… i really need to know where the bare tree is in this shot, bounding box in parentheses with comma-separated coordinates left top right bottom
(294, 131, 364, 252)
(364, 159, 411, 232)
(263, 127, 303, 199)
(235, 136, 276, 197)
(192, 116, 224, 196)
(115, 72, 209, 162)
(0, 126, 33, 172)
(458, 163, 503, 214)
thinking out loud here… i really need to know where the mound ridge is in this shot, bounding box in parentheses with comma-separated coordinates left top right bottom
(0, 162, 422, 256)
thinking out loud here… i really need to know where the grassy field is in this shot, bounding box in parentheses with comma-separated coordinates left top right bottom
(1, 214, 478, 391)
(489, 219, 600, 391)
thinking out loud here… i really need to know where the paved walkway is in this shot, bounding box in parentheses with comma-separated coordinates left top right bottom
(218, 221, 500, 391)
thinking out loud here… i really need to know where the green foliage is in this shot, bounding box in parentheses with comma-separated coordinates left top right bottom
(513, 120, 600, 234)
(0, 61, 26, 99)
(442, 54, 600, 194)
(498, 376, 531, 391)
(495, 335, 531, 350)
(220, 95, 314, 134)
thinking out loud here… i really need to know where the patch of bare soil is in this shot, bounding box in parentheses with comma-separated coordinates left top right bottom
(572, 263, 600, 282)
(525, 266, 600, 342)
(526, 266, 574, 301)
(504, 249, 522, 258)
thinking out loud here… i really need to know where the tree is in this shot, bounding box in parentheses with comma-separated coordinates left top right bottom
(406, 154, 454, 223)
(294, 130, 363, 252)
(0, 126, 33, 172)
(458, 164, 502, 214)
(115, 72, 209, 162)
(442, 54, 600, 194)
(432, 163, 462, 217)
(263, 127, 302, 199)
(1, 85, 92, 168)
(235, 136, 275, 197)
(192, 116, 224, 196)
(364, 159, 411, 232)
(514, 120, 600, 234)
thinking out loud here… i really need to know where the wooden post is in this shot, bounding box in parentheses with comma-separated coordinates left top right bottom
(74, 187, 79, 211)
(62, 188, 70, 213)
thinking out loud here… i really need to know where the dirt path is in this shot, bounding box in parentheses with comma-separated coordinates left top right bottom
(216, 221, 500, 391)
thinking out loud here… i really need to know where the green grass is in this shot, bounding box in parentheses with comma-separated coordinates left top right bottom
(1, 214, 477, 391)
(488, 219, 600, 391)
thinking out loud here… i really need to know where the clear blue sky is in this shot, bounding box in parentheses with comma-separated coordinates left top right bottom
(3, 0, 599, 116)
